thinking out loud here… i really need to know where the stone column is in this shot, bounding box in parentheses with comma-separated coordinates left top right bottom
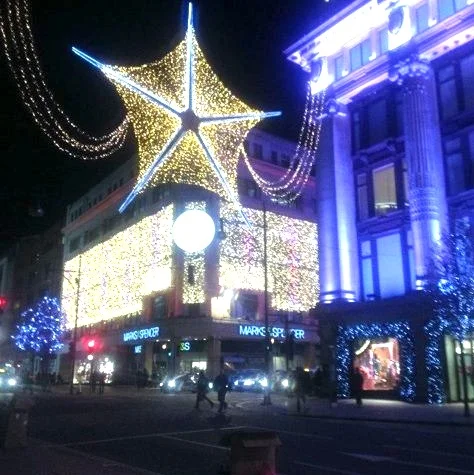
(391, 55, 448, 285)
(317, 98, 360, 302)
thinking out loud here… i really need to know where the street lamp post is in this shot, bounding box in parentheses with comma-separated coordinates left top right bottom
(68, 255, 82, 395)
(262, 201, 272, 406)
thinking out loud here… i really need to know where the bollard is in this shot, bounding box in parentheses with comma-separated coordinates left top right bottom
(4, 395, 33, 449)
(224, 431, 281, 475)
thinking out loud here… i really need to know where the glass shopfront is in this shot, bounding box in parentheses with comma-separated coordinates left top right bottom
(445, 335, 474, 402)
(353, 337, 400, 391)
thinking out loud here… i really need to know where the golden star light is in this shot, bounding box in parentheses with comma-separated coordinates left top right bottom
(72, 3, 280, 221)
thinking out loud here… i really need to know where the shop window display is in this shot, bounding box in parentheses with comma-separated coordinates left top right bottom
(353, 337, 400, 390)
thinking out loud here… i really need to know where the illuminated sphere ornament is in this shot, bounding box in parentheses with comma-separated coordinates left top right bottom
(172, 209, 216, 253)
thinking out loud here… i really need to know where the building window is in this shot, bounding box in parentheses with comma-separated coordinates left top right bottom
(69, 236, 81, 253)
(238, 178, 261, 199)
(351, 110, 361, 152)
(334, 55, 344, 80)
(445, 137, 465, 195)
(415, 3, 429, 33)
(253, 143, 263, 160)
(350, 39, 371, 72)
(376, 233, 405, 297)
(378, 28, 388, 54)
(152, 295, 168, 319)
(438, 65, 459, 119)
(281, 154, 290, 168)
(373, 164, 397, 216)
(367, 99, 388, 145)
(460, 53, 474, 111)
(357, 173, 369, 221)
(439, 0, 467, 21)
(233, 292, 259, 320)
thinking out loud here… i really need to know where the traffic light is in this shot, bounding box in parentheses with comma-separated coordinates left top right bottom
(86, 339, 96, 360)
(0, 296, 7, 314)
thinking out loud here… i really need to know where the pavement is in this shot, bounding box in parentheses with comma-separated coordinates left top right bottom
(0, 385, 472, 475)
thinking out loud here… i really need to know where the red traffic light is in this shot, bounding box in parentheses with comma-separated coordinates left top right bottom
(87, 339, 96, 350)
(0, 296, 7, 310)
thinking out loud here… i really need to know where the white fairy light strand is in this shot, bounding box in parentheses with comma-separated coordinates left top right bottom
(0, 0, 129, 159)
(241, 85, 325, 202)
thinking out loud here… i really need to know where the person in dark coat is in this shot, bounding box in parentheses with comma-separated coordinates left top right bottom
(351, 367, 364, 407)
(213, 370, 229, 413)
(294, 367, 307, 413)
(195, 371, 214, 410)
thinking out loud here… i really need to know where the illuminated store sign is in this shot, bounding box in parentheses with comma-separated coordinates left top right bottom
(123, 326, 160, 343)
(180, 341, 191, 352)
(238, 325, 305, 340)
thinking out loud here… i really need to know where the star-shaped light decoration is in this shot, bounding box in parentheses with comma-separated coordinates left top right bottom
(72, 3, 280, 224)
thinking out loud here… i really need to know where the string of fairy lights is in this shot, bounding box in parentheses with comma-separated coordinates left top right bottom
(1, 0, 324, 205)
(61, 202, 318, 327)
(0, 0, 130, 159)
(241, 86, 325, 204)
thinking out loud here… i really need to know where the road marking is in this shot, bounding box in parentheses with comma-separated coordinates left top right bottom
(164, 426, 248, 436)
(385, 444, 474, 461)
(343, 452, 395, 462)
(295, 461, 362, 475)
(154, 433, 230, 451)
(31, 439, 165, 475)
(58, 425, 245, 447)
(391, 460, 474, 474)
(248, 426, 333, 440)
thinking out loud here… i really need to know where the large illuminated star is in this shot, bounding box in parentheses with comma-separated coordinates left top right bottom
(72, 3, 280, 223)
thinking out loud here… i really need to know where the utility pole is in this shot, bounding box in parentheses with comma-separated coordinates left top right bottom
(262, 201, 272, 405)
(69, 255, 82, 395)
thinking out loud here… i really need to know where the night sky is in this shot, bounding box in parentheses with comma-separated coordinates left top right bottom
(0, 0, 350, 253)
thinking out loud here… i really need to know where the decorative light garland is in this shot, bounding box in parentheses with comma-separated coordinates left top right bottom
(13, 295, 65, 354)
(219, 203, 319, 311)
(0, 0, 129, 159)
(336, 322, 416, 402)
(241, 85, 325, 203)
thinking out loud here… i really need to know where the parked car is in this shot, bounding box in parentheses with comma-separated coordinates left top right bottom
(159, 371, 214, 393)
(230, 369, 268, 392)
(0, 366, 18, 392)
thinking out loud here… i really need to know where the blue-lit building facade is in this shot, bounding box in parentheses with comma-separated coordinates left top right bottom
(286, 0, 474, 402)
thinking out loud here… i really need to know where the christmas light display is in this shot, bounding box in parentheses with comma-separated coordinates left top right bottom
(61, 206, 174, 328)
(219, 203, 319, 312)
(62, 200, 318, 326)
(13, 296, 65, 354)
(72, 4, 280, 216)
(182, 202, 207, 305)
(0, 0, 129, 159)
(336, 322, 415, 401)
(241, 85, 325, 203)
(424, 225, 474, 403)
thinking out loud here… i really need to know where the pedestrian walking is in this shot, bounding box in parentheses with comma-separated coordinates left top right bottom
(213, 370, 229, 413)
(195, 371, 214, 410)
(351, 367, 364, 407)
(98, 371, 105, 394)
(294, 366, 307, 413)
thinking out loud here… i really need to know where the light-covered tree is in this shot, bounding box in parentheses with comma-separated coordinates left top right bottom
(426, 221, 474, 415)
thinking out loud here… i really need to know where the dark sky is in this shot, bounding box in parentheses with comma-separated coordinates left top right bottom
(0, 0, 350, 252)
